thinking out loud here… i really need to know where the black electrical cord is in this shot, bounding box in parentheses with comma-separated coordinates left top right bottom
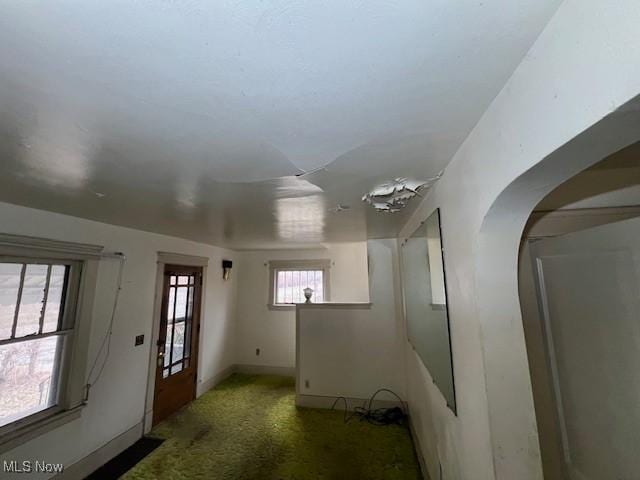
(330, 388, 407, 426)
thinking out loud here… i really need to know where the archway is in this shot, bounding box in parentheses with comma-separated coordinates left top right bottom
(476, 96, 640, 479)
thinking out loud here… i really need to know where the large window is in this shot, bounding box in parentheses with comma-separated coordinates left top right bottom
(269, 260, 330, 306)
(0, 261, 78, 429)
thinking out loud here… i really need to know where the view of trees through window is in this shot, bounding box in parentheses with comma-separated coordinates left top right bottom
(0, 263, 69, 427)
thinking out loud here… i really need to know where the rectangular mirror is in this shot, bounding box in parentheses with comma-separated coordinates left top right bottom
(401, 208, 456, 413)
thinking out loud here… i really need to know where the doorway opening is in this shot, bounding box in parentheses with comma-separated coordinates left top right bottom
(519, 141, 640, 479)
(152, 264, 203, 425)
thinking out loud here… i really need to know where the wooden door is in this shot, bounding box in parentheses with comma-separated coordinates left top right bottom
(153, 265, 202, 425)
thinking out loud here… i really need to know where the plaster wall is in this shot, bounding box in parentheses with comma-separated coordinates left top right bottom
(0, 201, 237, 479)
(234, 242, 370, 370)
(297, 239, 406, 401)
(398, 1, 640, 478)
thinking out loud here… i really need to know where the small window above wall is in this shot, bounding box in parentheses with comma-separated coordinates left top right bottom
(268, 260, 331, 308)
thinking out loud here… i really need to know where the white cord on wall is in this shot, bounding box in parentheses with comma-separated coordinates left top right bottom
(84, 252, 126, 402)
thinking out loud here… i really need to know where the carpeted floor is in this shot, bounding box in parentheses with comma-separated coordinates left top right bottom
(124, 374, 421, 480)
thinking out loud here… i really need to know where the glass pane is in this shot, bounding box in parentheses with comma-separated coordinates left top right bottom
(175, 287, 188, 322)
(285, 271, 292, 303)
(184, 287, 193, 358)
(167, 287, 175, 322)
(163, 368, 169, 379)
(42, 266, 66, 333)
(172, 323, 185, 363)
(276, 271, 285, 304)
(315, 271, 324, 302)
(177, 275, 189, 285)
(170, 362, 183, 375)
(0, 335, 63, 427)
(15, 265, 48, 338)
(164, 323, 172, 367)
(292, 271, 300, 303)
(170, 275, 177, 285)
(0, 264, 22, 340)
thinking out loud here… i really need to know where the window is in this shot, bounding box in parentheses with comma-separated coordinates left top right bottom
(269, 260, 330, 306)
(0, 233, 101, 453)
(0, 261, 79, 429)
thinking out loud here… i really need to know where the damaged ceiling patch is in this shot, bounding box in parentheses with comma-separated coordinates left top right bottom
(362, 174, 441, 212)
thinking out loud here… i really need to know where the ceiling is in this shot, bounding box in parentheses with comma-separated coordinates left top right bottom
(0, 0, 562, 249)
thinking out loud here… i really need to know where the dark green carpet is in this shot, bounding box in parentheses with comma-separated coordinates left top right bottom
(124, 374, 421, 480)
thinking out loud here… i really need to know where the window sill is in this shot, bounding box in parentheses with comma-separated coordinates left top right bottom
(267, 304, 297, 311)
(0, 404, 84, 454)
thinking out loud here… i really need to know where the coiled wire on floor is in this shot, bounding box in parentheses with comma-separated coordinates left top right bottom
(330, 388, 407, 426)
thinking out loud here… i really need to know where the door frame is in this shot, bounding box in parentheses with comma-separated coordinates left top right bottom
(143, 252, 209, 433)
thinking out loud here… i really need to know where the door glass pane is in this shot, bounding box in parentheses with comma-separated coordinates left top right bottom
(164, 322, 172, 367)
(42, 266, 66, 333)
(177, 275, 189, 285)
(0, 264, 22, 340)
(184, 286, 193, 359)
(170, 275, 177, 285)
(170, 362, 183, 375)
(15, 265, 48, 338)
(175, 287, 188, 322)
(0, 335, 63, 427)
(172, 323, 185, 363)
(167, 287, 175, 322)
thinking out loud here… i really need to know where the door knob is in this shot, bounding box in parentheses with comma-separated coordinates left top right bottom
(157, 351, 164, 367)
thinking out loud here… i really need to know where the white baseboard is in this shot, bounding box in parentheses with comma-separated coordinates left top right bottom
(234, 364, 296, 377)
(55, 422, 143, 480)
(408, 415, 430, 480)
(197, 365, 236, 397)
(295, 393, 403, 411)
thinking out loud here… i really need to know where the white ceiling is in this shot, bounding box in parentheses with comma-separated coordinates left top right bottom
(0, 0, 562, 249)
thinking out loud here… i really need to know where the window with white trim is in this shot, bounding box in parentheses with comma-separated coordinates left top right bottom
(0, 260, 80, 428)
(0, 234, 102, 453)
(269, 260, 330, 306)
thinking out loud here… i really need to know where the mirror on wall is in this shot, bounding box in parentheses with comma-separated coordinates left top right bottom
(401, 208, 456, 413)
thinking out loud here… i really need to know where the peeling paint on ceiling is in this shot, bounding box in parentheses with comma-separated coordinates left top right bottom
(0, 0, 562, 248)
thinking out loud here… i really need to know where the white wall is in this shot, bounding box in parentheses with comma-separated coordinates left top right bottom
(0, 201, 237, 478)
(297, 239, 406, 401)
(234, 243, 369, 370)
(397, 1, 640, 479)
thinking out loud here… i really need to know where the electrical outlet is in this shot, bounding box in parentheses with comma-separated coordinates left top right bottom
(304, 379, 310, 388)
(256, 348, 260, 356)
(135, 334, 144, 346)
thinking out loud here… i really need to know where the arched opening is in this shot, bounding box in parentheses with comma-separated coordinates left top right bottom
(519, 141, 640, 480)
(475, 96, 640, 479)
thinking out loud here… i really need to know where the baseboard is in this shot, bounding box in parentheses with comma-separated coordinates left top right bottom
(408, 415, 430, 480)
(55, 422, 143, 480)
(234, 364, 296, 377)
(197, 364, 236, 397)
(295, 393, 403, 411)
